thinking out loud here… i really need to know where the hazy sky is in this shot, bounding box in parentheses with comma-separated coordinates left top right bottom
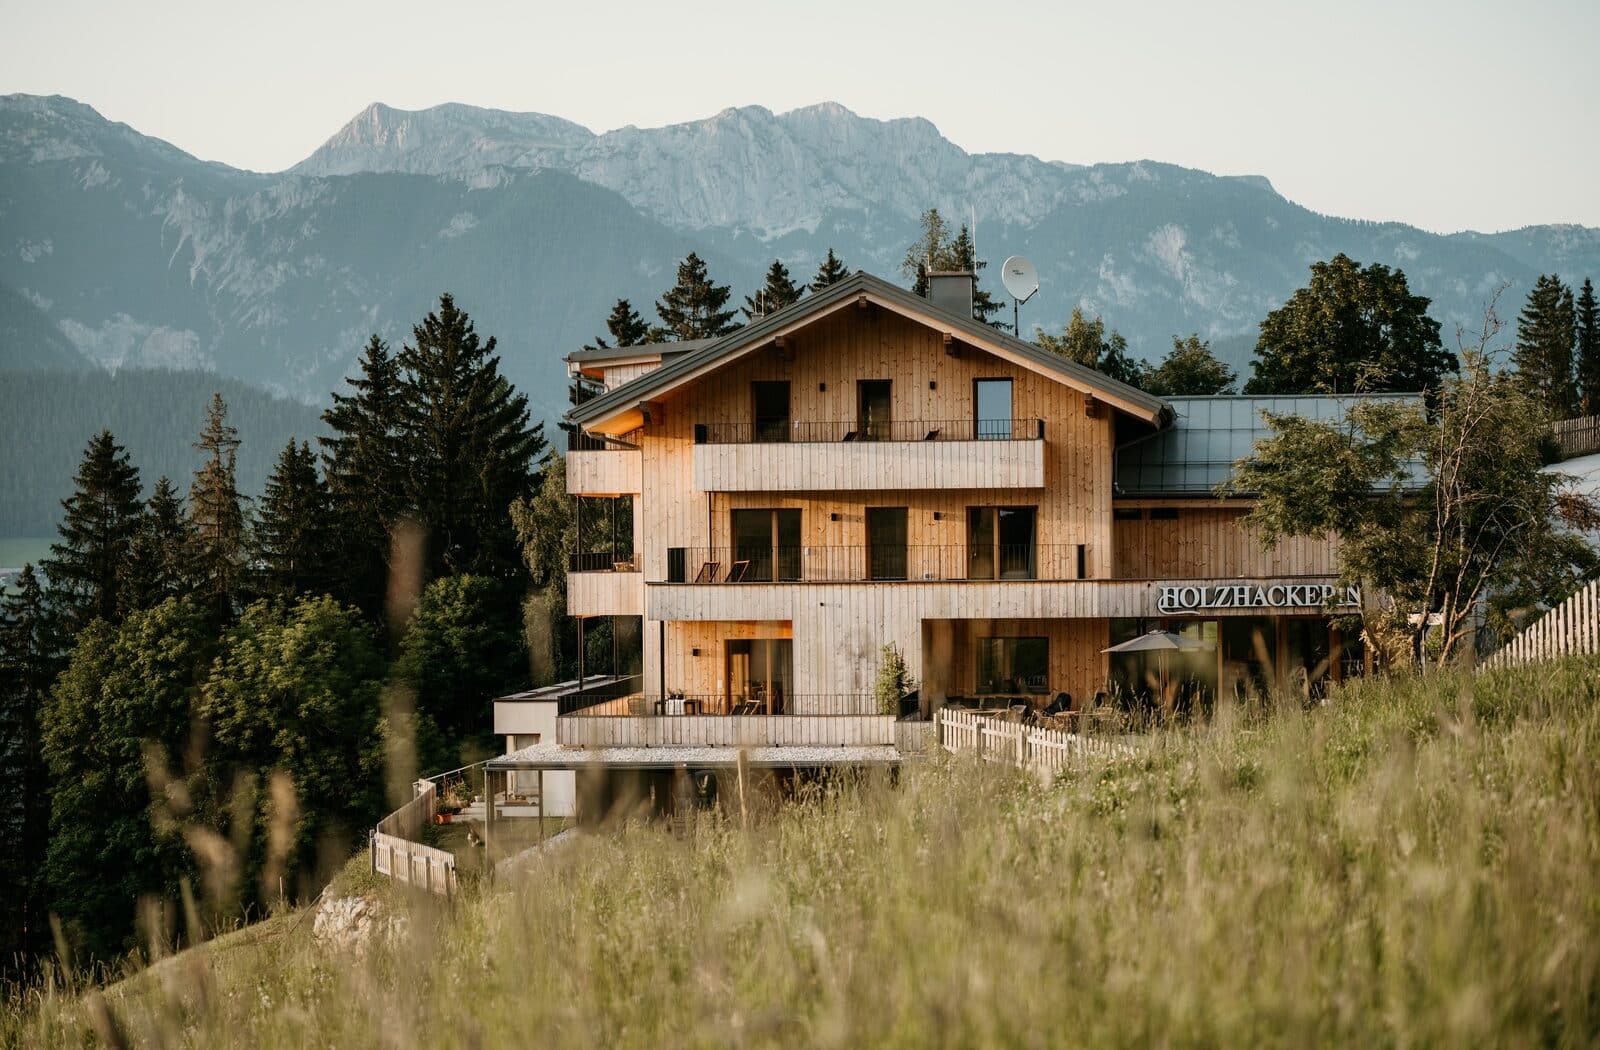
(4, 0, 1596, 234)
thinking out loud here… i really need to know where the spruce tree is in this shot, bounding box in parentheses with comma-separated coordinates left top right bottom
(1513, 274, 1578, 418)
(253, 440, 335, 601)
(0, 565, 55, 972)
(900, 210, 1006, 327)
(40, 429, 143, 634)
(321, 336, 404, 616)
(189, 393, 248, 624)
(655, 253, 739, 340)
(742, 259, 804, 319)
(583, 298, 652, 351)
(810, 248, 851, 291)
(395, 293, 546, 581)
(1576, 277, 1599, 416)
(120, 476, 194, 615)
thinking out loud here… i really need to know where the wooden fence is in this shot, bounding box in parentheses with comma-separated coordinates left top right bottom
(937, 709, 1129, 779)
(1553, 415, 1600, 459)
(372, 779, 458, 897)
(1481, 579, 1600, 671)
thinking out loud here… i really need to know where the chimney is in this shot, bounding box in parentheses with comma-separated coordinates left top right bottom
(927, 270, 974, 319)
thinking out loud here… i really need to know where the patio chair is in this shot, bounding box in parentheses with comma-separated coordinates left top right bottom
(693, 560, 721, 583)
(725, 559, 751, 582)
(1045, 692, 1073, 715)
(841, 430, 858, 441)
(923, 428, 941, 441)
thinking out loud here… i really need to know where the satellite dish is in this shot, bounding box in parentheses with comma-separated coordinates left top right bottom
(1001, 256, 1039, 303)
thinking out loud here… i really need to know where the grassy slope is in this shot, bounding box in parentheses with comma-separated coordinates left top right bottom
(8, 658, 1600, 1046)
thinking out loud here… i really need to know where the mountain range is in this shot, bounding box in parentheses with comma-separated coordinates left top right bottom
(3, 93, 1599, 425)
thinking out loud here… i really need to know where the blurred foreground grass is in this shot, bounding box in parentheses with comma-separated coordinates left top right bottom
(7, 657, 1600, 1047)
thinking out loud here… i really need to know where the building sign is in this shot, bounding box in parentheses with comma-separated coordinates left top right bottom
(1157, 582, 1362, 615)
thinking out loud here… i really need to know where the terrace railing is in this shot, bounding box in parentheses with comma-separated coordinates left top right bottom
(568, 550, 640, 573)
(660, 544, 1089, 584)
(565, 693, 875, 717)
(694, 417, 1044, 444)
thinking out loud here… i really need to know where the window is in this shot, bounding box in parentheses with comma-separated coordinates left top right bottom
(752, 381, 790, 443)
(975, 637, 1049, 695)
(731, 508, 801, 581)
(857, 380, 892, 441)
(974, 378, 1013, 440)
(1149, 507, 1180, 520)
(967, 506, 1037, 579)
(866, 507, 908, 580)
(1113, 508, 1143, 521)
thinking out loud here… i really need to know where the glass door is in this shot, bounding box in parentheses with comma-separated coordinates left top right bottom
(967, 506, 1037, 579)
(974, 378, 1013, 440)
(752, 381, 790, 442)
(867, 507, 908, 580)
(857, 380, 892, 441)
(725, 639, 793, 713)
(731, 508, 801, 581)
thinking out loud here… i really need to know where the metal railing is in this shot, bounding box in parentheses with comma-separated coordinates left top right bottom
(565, 693, 877, 717)
(694, 417, 1044, 444)
(660, 544, 1089, 584)
(555, 674, 646, 715)
(569, 550, 640, 572)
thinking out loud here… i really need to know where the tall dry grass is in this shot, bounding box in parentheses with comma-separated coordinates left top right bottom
(7, 657, 1600, 1047)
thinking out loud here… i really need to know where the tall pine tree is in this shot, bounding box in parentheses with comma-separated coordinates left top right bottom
(900, 209, 1006, 327)
(1576, 277, 1599, 416)
(120, 476, 194, 615)
(253, 440, 335, 601)
(0, 565, 55, 973)
(395, 293, 546, 581)
(189, 394, 248, 625)
(321, 335, 405, 617)
(583, 298, 652, 351)
(810, 248, 850, 291)
(655, 253, 739, 340)
(742, 259, 804, 319)
(40, 429, 143, 634)
(1513, 274, 1578, 418)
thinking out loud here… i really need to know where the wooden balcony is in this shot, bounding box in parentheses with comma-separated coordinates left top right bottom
(690, 418, 1045, 492)
(567, 448, 641, 497)
(558, 700, 896, 748)
(568, 559, 643, 617)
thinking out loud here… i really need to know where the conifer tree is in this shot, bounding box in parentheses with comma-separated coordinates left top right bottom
(253, 441, 335, 601)
(900, 209, 1006, 327)
(742, 260, 804, 319)
(810, 248, 851, 291)
(583, 298, 652, 351)
(40, 429, 143, 634)
(321, 335, 405, 617)
(655, 253, 739, 341)
(395, 293, 546, 581)
(120, 476, 194, 615)
(0, 565, 55, 972)
(188, 394, 248, 624)
(1513, 274, 1578, 418)
(1576, 277, 1599, 416)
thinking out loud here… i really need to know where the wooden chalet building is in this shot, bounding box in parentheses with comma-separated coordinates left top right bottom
(490, 270, 1381, 802)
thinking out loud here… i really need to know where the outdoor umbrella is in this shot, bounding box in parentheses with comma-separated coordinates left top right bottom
(1101, 629, 1214, 709)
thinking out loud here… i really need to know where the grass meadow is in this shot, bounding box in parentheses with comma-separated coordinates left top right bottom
(7, 656, 1600, 1047)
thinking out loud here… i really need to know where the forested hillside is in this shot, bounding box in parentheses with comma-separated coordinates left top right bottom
(0, 369, 324, 534)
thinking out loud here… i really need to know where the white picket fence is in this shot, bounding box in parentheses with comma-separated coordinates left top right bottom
(1481, 579, 1600, 670)
(937, 708, 1129, 779)
(371, 779, 458, 898)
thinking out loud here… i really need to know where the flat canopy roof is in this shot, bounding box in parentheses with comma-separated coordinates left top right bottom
(487, 740, 903, 772)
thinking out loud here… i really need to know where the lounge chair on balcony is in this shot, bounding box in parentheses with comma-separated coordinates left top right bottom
(923, 428, 941, 440)
(613, 559, 635, 573)
(725, 560, 750, 582)
(841, 430, 858, 441)
(693, 561, 721, 583)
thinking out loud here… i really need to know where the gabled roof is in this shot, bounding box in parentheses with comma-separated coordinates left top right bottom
(1115, 394, 1426, 496)
(566, 271, 1173, 431)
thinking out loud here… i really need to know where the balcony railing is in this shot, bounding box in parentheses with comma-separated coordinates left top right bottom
(660, 544, 1089, 584)
(569, 551, 639, 573)
(565, 693, 875, 717)
(694, 417, 1044, 444)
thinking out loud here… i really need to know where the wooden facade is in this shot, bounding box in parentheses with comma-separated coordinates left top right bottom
(550, 274, 1354, 748)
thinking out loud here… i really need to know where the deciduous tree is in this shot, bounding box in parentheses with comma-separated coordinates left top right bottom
(1036, 308, 1143, 387)
(394, 575, 526, 743)
(1141, 335, 1238, 395)
(1245, 253, 1454, 395)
